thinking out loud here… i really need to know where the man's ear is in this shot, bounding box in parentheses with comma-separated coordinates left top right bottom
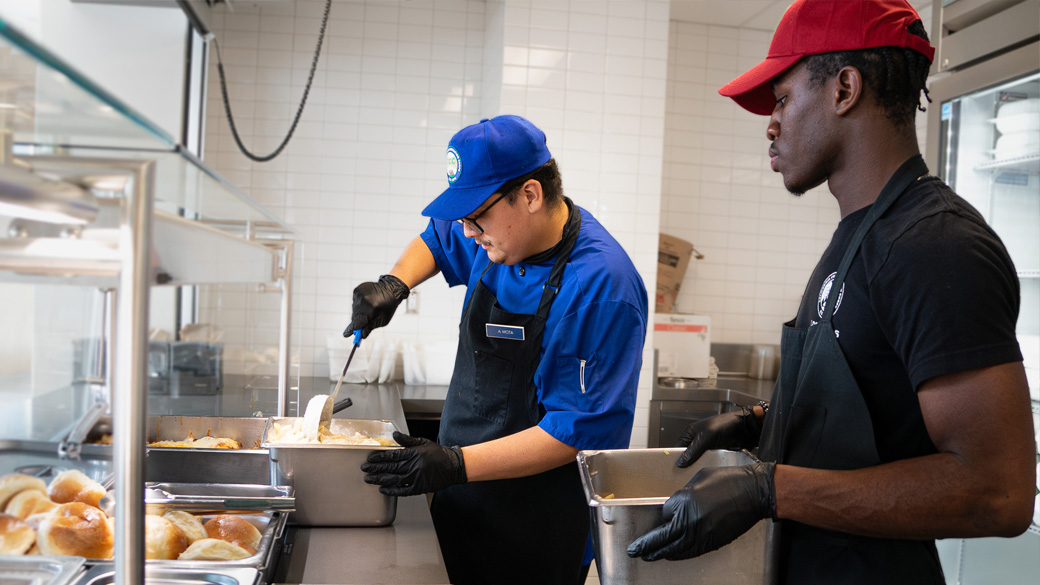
(521, 179, 543, 213)
(834, 65, 863, 116)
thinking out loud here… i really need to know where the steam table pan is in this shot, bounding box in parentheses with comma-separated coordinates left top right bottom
(577, 448, 775, 585)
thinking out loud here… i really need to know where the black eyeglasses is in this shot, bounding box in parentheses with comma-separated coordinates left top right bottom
(456, 193, 507, 234)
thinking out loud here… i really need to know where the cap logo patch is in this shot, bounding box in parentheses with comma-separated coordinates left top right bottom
(446, 147, 461, 184)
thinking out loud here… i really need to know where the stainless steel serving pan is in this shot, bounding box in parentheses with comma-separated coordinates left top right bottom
(83, 415, 270, 484)
(142, 482, 294, 513)
(577, 448, 775, 585)
(0, 555, 85, 585)
(81, 510, 287, 584)
(262, 417, 401, 526)
(73, 565, 260, 585)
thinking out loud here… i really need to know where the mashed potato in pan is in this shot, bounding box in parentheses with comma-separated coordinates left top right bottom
(266, 419, 395, 446)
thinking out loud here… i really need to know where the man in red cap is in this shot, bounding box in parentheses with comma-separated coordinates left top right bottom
(629, 1, 1036, 583)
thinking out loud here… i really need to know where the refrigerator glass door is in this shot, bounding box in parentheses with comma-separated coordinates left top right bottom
(937, 69, 1040, 396)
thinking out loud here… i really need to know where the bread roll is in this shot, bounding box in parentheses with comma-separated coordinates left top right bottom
(144, 514, 188, 560)
(23, 511, 55, 532)
(0, 512, 35, 555)
(0, 474, 47, 510)
(36, 502, 114, 559)
(162, 510, 206, 544)
(5, 489, 58, 519)
(47, 469, 106, 508)
(177, 537, 253, 561)
(203, 514, 261, 551)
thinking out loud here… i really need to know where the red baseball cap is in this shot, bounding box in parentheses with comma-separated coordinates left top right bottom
(719, 0, 935, 115)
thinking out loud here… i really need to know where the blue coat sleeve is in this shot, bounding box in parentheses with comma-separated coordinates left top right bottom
(536, 300, 646, 451)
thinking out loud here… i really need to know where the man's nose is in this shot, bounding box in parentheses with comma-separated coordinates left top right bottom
(766, 118, 779, 141)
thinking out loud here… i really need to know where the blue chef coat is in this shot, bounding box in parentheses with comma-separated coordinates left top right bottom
(420, 205, 648, 453)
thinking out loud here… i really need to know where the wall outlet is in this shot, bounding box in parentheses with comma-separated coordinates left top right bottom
(405, 289, 419, 314)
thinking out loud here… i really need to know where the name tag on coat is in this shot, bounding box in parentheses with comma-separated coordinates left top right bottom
(486, 324, 525, 341)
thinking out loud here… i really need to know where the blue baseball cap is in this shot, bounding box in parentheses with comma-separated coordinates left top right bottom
(421, 115, 552, 220)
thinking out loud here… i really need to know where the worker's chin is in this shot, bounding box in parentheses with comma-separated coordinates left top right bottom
(485, 248, 513, 265)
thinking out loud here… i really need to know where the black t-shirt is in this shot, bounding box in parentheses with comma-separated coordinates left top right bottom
(794, 176, 1022, 463)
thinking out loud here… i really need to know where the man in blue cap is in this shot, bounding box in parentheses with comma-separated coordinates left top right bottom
(351, 114, 649, 585)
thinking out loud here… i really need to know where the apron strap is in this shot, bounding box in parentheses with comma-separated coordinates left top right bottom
(472, 198, 583, 319)
(821, 155, 929, 323)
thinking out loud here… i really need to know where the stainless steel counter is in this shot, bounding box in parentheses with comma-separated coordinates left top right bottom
(145, 376, 451, 585)
(273, 495, 450, 584)
(266, 379, 450, 584)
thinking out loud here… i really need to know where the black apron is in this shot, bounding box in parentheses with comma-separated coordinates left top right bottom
(758, 156, 945, 584)
(431, 209, 588, 585)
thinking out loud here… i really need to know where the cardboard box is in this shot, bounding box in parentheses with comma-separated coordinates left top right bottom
(653, 313, 711, 379)
(656, 233, 694, 313)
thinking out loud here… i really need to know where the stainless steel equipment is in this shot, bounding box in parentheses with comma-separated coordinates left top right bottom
(0, 555, 86, 585)
(81, 511, 286, 584)
(649, 346, 774, 448)
(262, 417, 401, 526)
(97, 483, 295, 516)
(83, 415, 271, 485)
(577, 448, 774, 585)
(73, 565, 261, 585)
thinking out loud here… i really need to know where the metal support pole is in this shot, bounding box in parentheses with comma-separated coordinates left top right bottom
(112, 160, 154, 585)
(276, 240, 293, 416)
(101, 288, 115, 408)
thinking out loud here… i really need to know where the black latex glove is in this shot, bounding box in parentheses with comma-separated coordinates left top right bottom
(627, 462, 776, 561)
(675, 406, 764, 468)
(345, 274, 410, 339)
(361, 431, 467, 497)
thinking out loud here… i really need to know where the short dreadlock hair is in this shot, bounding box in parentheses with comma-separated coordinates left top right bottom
(804, 19, 932, 131)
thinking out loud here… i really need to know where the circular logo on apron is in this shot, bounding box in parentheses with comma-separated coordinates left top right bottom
(446, 147, 462, 184)
(817, 271, 845, 319)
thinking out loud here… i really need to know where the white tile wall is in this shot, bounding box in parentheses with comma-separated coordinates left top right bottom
(202, 0, 669, 447)
(661, 1, 933, 346)
(202, 0, 932, 448)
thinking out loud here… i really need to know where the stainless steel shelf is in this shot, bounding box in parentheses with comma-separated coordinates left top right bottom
(0, 17, 298, 585)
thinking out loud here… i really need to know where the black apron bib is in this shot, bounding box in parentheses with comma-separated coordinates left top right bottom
(759, 156, 945, 584)
(431, 209, 588, 585)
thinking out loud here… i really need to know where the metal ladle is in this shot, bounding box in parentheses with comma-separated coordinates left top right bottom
(303, 329, 362, 441)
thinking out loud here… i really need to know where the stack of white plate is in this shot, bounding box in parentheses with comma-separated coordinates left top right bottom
(993, 98, 1040, 160)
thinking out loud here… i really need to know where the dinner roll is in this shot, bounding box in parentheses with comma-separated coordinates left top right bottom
(0, 474, 47, 510)
(203, 514, 261, 551)
(47, 469, 106, 508)
(0, 512, 35, 555)
(144, 514, 188, 560)
(5, 489, 58, 519)
(178, 537, 254, 561)
(23, 511, 55, 532)
(162, 510, 206, 544)
(36, 502, 114, 559)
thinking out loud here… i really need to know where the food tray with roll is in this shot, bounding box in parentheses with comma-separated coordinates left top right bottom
(83, 510, 288, 573)
(82, 415, 270, 485)
(0, 469, 288, 582)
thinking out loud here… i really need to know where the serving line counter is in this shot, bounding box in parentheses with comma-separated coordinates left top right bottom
(240, 377, 452, 585)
